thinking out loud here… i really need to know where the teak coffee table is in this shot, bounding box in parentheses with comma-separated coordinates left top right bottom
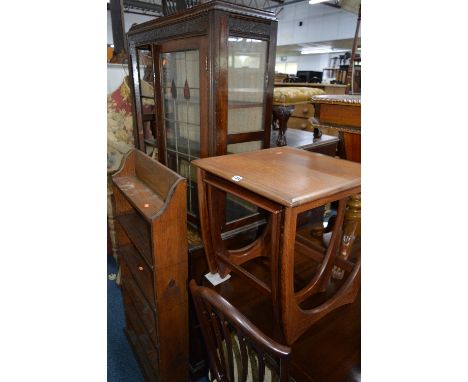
(193, 147, 361, 345)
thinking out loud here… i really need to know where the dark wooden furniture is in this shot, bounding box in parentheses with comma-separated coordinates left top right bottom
(271, 128, 338, 156)
(272, 87, 325, 146)
(193, 147, 361, 345)
(126, 0, 278, 221)
(112, 149, 188, 381)
(190, 280, 292, 382)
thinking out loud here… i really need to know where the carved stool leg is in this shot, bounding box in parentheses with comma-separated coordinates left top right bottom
(272, 114, 279, 130)
(272, 105, 293, 147)
(332, 193, 361, 279)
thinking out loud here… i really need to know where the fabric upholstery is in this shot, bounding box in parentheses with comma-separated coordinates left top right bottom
(273, 87, 325, 105)
(107, 76, 135, 173)
(209, 333, 281, 382)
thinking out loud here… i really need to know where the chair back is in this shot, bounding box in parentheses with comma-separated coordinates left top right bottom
(189, 280, 292, 382)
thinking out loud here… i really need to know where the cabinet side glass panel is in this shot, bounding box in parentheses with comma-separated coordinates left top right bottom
(227, 37, 267, 137)
(161, 50, 200, 215)
(226, 37, 267, 223)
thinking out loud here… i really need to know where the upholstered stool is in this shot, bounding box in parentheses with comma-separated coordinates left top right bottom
(272, 87, 325, 146)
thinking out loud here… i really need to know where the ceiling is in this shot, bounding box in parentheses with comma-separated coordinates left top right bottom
(118, 0, 284, 16)
(111, 0, 360, 56)
(274, 0, 360, 57)
(276, 37, 360, 57)
(117, 0, 359, 17)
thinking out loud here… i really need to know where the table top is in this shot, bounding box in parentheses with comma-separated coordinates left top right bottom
(192, 146, 360, 208)
(271, 129, 339, 150)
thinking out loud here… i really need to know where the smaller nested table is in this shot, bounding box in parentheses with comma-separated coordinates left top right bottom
(193, 147, 361, 345)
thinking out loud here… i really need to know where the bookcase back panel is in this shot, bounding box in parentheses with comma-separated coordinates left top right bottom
(134, 149, 181, 202)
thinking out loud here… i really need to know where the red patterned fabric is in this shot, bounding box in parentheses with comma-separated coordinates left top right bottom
(107, 76, 134, 172)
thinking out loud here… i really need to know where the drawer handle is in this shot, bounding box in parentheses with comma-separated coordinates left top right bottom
(138, 266, 144, 271)
(302, 108, 308, 115)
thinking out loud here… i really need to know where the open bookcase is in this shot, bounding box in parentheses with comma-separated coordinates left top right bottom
(112, 148, 188, 381)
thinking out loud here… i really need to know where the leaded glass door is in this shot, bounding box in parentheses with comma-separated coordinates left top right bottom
(154, 38, 209, 218)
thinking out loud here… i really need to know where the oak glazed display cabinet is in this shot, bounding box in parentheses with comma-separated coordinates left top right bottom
(127, 0, 278, 229)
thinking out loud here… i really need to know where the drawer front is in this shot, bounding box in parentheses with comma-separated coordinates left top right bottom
(121, 245, 155, 310)
(291, 103, 315, 118)
(288, 116, 312, 130)
(121, 265, 159, 347)
(125, 300, 160, 378)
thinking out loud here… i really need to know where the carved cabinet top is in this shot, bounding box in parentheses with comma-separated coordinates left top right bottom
(128, 0, 277, 38)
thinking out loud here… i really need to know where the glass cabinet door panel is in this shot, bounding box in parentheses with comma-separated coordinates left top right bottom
(227, 107, 264, 134)
(177, 123, 190, 156)
(227, 37, 268, 134)
(185, 50, 200, 89)
(227, 141, 263, 154)
(136, 47, 157, 157)
(161, 49, 200, 215)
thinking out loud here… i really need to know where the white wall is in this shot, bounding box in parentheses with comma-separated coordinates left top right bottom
(107, 63, 128, 94)
(276, 3, 359, 46)
(107, 11, 155, 45)
(297, 53, 333, 71)
(276, 52, 333, 72)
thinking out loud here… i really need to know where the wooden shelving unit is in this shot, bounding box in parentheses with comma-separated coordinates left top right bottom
(112, 148, 188, 381)
(323, 56, 360, 93)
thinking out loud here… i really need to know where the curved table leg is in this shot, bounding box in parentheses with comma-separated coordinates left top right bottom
(280, 200, 361, 345)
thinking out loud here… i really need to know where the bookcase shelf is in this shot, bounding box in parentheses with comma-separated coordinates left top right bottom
(113, 176, 165, 220)
(117, 214, 152, 265)
(112, 148, 188, 381)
